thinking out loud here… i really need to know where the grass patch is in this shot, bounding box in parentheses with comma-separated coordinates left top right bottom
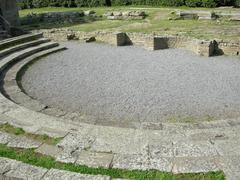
(19, 6, 240, 41)
(0, 123, 62, 145)
(0, 144, 225, 180)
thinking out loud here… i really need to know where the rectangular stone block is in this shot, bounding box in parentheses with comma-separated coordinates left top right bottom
(43, 169, 110, 180)
(153, 37, 169, 50)
(76, 150, 113, 168)
(35, 143, 62, 158)
(4, 162, 48, 180)
(172, 157, 220, 173)
(7, 136, 42, 149)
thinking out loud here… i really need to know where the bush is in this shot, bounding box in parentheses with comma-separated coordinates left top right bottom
(201, 0, 218, 7)
(17, 0, 33, 9)
(159, 0, 185, 6)
(75, 0, 105, 7)
(185, 0, 202, 7)
(235, 0, 240, 6)
(32, 0, 49, 8)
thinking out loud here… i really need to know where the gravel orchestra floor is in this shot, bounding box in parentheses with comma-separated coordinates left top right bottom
(21, 42, 240, 126)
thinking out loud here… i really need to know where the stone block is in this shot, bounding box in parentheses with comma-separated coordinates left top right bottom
(43, 169, 110, 180)
(7, 136, 42, 149)
(172, 157, 219, 173)
(112, 154, 149, 170)
(35, 144, 62, 158)
(0, 132, 15, 144)
(173, 141, 219, 157)
(76, 150, 113, 168)
(4, 162, 48, 180)
(154, 37, 169, 50)
(0, 157, 20, 175)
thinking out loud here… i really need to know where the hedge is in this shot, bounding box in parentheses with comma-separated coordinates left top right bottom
(17, 0, 239, 9)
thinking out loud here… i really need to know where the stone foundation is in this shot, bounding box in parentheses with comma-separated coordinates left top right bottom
(36, 29, 239, 57)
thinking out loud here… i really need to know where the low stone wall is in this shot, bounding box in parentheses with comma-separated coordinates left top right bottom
(35, 29, 239, 57)
(216, 41, 240, 56)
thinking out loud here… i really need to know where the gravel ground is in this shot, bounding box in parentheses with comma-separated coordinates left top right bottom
(21, 42, 240, 124)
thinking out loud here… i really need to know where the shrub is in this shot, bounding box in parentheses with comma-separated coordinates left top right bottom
(75, 0, 105, 7)
(235, 0, 240, 6)
(159, 0, 185, 6)
(201, 0, 218, 7)
(185, 0, 203, 7)
(32, 0, 49, 8)
(17, 0, 33, 9)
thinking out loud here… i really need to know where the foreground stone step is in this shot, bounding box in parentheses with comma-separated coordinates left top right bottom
(0, 41, 59, 71)
(0, 157, 111, 180)
(0, 38, 51, 58)
(0, 33, 43, 51)
(2, 46, 66, 112)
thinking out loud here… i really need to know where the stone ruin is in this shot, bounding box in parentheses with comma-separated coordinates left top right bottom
(104, 11, 146, 20)
(173, 10, 240, 21)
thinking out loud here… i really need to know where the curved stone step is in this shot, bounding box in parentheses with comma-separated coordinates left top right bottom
(0, 157, 110, 180)
(1, 46, 66, 112)
(0, 33, 43, 51)
(0, 38, 51, 58)
(0, 41, 59, 72)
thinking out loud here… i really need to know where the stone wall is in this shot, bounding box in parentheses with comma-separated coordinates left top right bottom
(0, 0, 20, 26)
(36, 29, 239, 57)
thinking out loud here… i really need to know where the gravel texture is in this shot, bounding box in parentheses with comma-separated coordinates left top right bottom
(21, 42, 240, 124)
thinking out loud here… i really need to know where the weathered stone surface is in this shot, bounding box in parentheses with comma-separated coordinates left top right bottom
(172, 157, 219, 173)
(7, 136, 42, 149)
(149, 157, 173, 172)
(214, 140, 240, 156)
(35, 144, 62, 158)
(0, 157, 20, 174)
(0, 132, 14, 144)
(112, 154, 149, 170)
(56, 132, 94, 163)
(43, 169, 110, 180)
(105, 11, 146, 20)
(173, 141, 219, 157)
(149, 141, 174, 158)
(84, 10, 96, 16)
(35, 127, 68, 138)
(4, 162, 48, 180)
(76, 150, 113, 168)
(90, 127, 147, 155)
(217, 156, 240, 172)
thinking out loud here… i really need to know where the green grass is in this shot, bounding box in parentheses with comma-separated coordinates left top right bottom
(0, 144, 225, 180)
(19, 6, 240, 41)
(20, 6, 240, 40)
(0, 123, 62, 145)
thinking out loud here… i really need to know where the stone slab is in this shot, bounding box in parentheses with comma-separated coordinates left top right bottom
(42, 169, 110, 180)
(173, 141, 219, 157)
(35, 143, 62, 158)
(0, 157, 20, 174)
(0, 132, 15, 144)
(75, 150, 113, 168)
(4, 161, 48, 180)
(149, 157, 173, 172)
(172, 157, 220, 173)
(112, 154, 149, 170)
(214, 140, 240, 156)
(35, 127, 68, 138)
(7, 136, 42, 149)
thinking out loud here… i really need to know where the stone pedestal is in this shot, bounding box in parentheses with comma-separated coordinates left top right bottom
(0, 0, 20, 26)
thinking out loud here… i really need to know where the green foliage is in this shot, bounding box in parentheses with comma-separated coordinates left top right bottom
(17, 0, 239, 8)
(185, 0, 219, 7)
(75, 0, 105, 7)
(235, 0, 240, 6)
(32, 0, 50, 8)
